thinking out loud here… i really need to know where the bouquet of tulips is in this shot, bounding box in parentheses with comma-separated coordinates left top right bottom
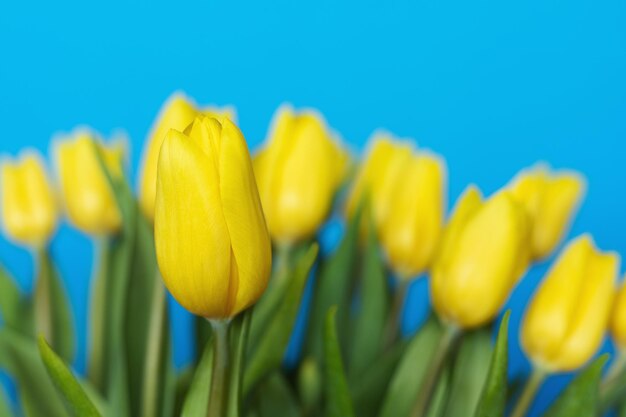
(1, 92, 626, 417)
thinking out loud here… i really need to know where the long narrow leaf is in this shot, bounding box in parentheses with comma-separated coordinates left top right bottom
(181, 340, 213, 417)
(324, 306, 355, 417)
(349, 220, 390, 378)
(0, 327, 66, 417)
(36, 249, 75, 362)
(0, 265, 21, 329)
(443, 327, 494, 417)
(38, 337, 102, 417)
(227, 309, 252, 417)
(243, 243, 318, 394)
(542, 354, 609, 417)
(474, 311, 511, 417)
(378, 316, 443, 417)
(307, 206, 362, 362)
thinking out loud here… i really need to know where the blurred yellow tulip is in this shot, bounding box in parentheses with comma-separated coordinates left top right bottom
(508, 164, 585, 260)
(345, 134, 413, 232)
(55, 130, 125, 235)
(611, 277, 626, 349)
(431, 188, 530, 329)
(139, 92, 236, 221)
(254, 105, 346, 244)
(155, 116, 271, 319)
(521, 235, 618, 372)
(379, 152, 446, 278)
(1, 150, 58, 246)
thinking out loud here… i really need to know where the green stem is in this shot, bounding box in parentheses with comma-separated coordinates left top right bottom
(410, 324, 460, 417)
(383, 279, 409, 349)
(600, 350, 626, 410)
(510, 368, 546, 417)
(140, 277, 167, 417)
(207, 319, 231, 417)
(87, 238, 110, 390)
(33, 246, 53, 346)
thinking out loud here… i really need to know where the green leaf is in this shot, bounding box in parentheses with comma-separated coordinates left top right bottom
(307, 206, 363, 362)
(124, 214, 175, 417)
(324, 306, 355, 417)
(0, 265, 21, 329)
(87, 240, 110, 391)
(351, 340, 407, 417)
(349, 221, 390, 378)
(227, 309, 252, 417)
(0, 327, 66, 417)
(93, 145, 139, 417)
(619, 400, 626, 417)
(243, 243, 318, 394)
(181, 339, 213, 417)
(443, 327, 494, 417)
(474, 311, 510, 417)
(542, 354, 609, 417)
(34, 248, 75, 363)
(378, 316, 443, 417)
(0, 384, 14, 417)
(38, 336, 102, 417)
(254, 372, 301, 417)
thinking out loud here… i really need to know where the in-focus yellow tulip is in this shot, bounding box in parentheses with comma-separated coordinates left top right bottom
(138, 92, 236, 221)
(55, 130, 125, 235)
(521, 235, 618, 372)
(508, 164, 585, 260)
(379, 153, 446, 278)
(431, 188, 530, 329)
(1, 150, 58, 246)
(155, 116, 272, 319)
(254, 105, 346, 244)
(611, 277, 626, 349)
(345, 134, 413, 232)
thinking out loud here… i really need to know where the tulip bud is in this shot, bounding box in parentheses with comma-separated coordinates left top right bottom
(55, 130, 125, 235)
(139, 93, 236, 221)
(508, 164, 585, 260)
(611, 278, 626, 350)
(431, 189, 530, 328)
(345, 134, 413, 229)
(521, 235, 618, 372)
(155, 116, 272, 319)
(254, 105, 346, 244)
(1, 150, 58, 246)
(379, 153, 446, 278)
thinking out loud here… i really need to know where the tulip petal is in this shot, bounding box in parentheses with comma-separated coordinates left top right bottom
(218, 119, 272, 316)
(155, 130, 233, 318)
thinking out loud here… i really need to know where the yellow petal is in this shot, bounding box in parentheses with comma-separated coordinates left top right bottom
(521, 235, 618, 372)
(611, 276, 626, 348)
(56, 132, 122, 235)
(218, 119, 272, 315)
(521, 236, 593, 368)
(155, 129, 233, 318)
(431, 185, 483, 318)
(1, 151, 58, 245)
(433, 192, 528, 328)
(509, 165, 585, 259)
(139, 93, 200, 221)
(381, 153, 446, 277)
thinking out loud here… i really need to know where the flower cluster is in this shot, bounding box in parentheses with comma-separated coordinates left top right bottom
(0, 92, 624, 417)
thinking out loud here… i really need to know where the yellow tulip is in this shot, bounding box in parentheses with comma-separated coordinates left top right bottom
(55, 130, 125, 235)
(254, 105, 346, 244)
(508, 164, 585, 260)
(1, 150, 58, 246)
(155, 116, 272, 319)
(345, 134, 413, 232)
(379, 152, 446, 278)
(611, 277, 626, 349)
(521, 235, 618, 372)
(138, 92, 236, 221)
(431, 188, 530, 329)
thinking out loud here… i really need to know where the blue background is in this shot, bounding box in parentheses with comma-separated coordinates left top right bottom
(1, 0, 625, 415)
